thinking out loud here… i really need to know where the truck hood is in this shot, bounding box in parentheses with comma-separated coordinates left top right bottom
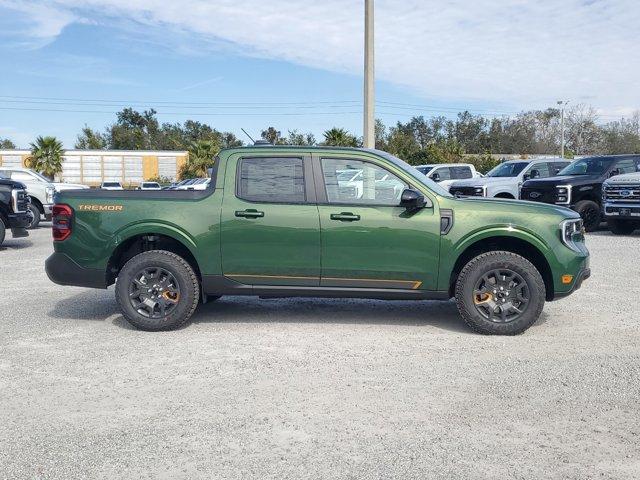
(450, 177, 513, 187)
(604, 172, 640, 184)
(522, 175, 601, 188)
(454, 195, 579, 218)
(0, 178, 26, 190)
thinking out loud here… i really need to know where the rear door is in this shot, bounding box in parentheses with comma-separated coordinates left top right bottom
(315, 154, 441, 291)
(220, 153, 321, 286)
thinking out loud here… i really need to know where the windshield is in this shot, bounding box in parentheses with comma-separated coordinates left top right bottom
(486, 162, 529, 178)
(30, 170, 52, 183)
(368, 150, 453, 197)
(559, 157, 615, 176)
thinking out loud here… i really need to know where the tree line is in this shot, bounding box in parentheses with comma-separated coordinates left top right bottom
(1, 104, 638, 180)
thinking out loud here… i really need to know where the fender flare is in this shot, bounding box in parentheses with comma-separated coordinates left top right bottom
(450, 225, 553, 261)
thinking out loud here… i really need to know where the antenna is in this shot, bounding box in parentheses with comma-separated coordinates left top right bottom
(241, 128, 255, 144)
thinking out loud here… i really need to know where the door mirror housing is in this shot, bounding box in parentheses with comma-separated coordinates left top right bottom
(530, 169, 540, 179)
(523, 173, 531, 181)
(400, 188, 427, 210)
(431, 172, 441, 182)
(610, 168, 621, 178)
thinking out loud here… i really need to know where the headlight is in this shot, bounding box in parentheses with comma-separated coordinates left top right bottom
(560, 218, 585, 253)
(555, 185, 571, 204)
(45, 186, 55, 203)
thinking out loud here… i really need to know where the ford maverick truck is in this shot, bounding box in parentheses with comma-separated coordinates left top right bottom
(46, 147, 590, 335)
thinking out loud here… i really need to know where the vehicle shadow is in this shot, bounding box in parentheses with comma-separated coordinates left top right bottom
(0, 238, 33, 251)
(49, 290, 474, 334)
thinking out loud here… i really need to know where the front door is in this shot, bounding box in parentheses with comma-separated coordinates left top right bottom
(315, 155, 441, 291)
(221, 154, 320, 286)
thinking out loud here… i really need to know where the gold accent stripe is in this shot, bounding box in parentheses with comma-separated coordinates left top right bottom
(227, 274, 423, 289)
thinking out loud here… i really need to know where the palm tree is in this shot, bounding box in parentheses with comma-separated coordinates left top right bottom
(322, 128, 359, 147)
(26, 136, 64, 179)
(179, 139, 220, 179)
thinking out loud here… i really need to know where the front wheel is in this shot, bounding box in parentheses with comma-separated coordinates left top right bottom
(455, 251, 546, 335)
(607, 219, 638, 235)
(115, 250, 200, 331)
(574, 200, 600, 232)
(27, 204, 40, 229)
(0, 219, 5, 246)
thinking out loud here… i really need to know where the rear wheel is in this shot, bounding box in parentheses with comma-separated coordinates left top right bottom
(27, 204, 40, 229)
(0, 219, 5, 245)
(455, 251, 545, 335)
(574, 200, 600, 232)
(607, 219, 638, 235)
(115, 250, 200, 331)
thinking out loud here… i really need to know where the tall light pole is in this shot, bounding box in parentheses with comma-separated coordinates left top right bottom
(363, 0, 375, 148)
(557, 100, 568, 158)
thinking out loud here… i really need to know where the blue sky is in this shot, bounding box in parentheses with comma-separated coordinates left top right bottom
(1, 0, 639, 148)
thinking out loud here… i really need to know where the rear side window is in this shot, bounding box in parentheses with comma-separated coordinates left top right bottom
(451, 166, 472, 179)
(238, 157, 305, 203)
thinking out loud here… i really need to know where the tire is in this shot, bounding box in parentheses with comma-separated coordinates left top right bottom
(574, 200, 600, 232)
(115, 250, 200, 331)
(455, 251, 546, 335)
(0, 219, 5, 246)
(27, 204, 41, 229)
(607, 219, 638, 235)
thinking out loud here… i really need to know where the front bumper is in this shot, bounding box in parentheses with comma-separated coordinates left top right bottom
(554, 267, 591, 300)
(43, 203, 53, 221)
(604, 203, 640, 219)
(7, 212, 31, 238)
(45, 252, 107, 289)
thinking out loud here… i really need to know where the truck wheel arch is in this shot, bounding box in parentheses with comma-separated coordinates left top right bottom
(106, 232, 201, 287)
(448, 235, 555, 301)
(494, 192, 515, 199)
(28, 196, 44, 213)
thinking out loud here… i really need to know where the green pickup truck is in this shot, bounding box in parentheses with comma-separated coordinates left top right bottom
(46, 146, 590, 334)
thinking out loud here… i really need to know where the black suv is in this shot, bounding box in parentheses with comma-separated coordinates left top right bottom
(520, 155, 640, 231)
(0, 175, 31, 246)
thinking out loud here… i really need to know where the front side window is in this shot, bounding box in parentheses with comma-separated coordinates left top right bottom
(238, 157, 305, 203)
(615, 159, 637, 175)
(559, 157, 615, 176)
(321, 158, 407, 206)
(527, 163, 551, 179)
(432, 167, 451, 181)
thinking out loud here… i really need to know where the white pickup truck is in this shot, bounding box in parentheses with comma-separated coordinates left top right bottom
(415, 163, 482, 189)
(602, 172, 640, 234)
(449, 158, 570, 199)
(0, 167, 88, 228)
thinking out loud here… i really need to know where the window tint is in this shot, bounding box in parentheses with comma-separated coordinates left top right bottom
(432, 167, 451, 181)
(615, 159, 637, 174)
(238, 157, 305, 203)
(528, 163, 550, 179)
(451, 166, 472, 179)
(321, 158, 407, 206)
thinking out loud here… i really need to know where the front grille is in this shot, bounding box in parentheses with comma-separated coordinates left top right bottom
(450, 186, 483, 197)
(603, 184, 640, 202)
(605, 205, 640, 217)
(519, 187, 556, 204)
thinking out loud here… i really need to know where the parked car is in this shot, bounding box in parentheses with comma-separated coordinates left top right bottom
(520, 155, 640, 231)
(100, 181, 124, 190)
(602, 172, 640, 235)
(0, 173, 31, 245)
(415, 163, 481, 189)
(449, 159, 570, 199)
(175, 178, 210, 190)
(138, 182, 162, 191)
(0, 167, 88, 229)
(46, 146, 590, 335)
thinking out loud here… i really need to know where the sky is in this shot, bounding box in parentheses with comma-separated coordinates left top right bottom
(0, 0, 639, 148)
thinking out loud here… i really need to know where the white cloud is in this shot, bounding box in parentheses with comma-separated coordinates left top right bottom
(3, 0, 640, 112)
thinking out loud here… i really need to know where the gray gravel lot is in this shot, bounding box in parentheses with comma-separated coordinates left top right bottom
(1, 226, 639, 479)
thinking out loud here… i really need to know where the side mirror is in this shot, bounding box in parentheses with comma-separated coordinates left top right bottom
(523, 173, 531, 181)
(530, 169, 540, 179)
(610, 168, 621, 178)
(431, 172, 441, 182)
(400, 188, 426, 210)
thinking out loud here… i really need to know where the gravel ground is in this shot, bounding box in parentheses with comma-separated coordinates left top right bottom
(1, 226, 639, 479)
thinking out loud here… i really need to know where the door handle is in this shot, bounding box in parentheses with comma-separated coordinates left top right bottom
(235, 209, 265, 218)
(330, 212, 360, 222)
